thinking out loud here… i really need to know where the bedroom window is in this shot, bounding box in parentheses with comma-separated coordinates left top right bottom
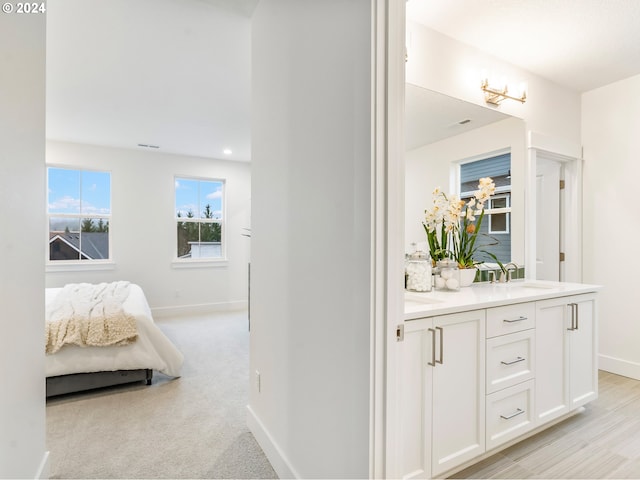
(47, 167, 111, 262)
(175, 176, 225, 260)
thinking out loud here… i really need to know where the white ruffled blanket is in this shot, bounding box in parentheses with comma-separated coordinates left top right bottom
(46, 281, 138, 354)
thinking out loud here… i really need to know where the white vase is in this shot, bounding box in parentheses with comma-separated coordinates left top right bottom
(459, 267, 477, 287)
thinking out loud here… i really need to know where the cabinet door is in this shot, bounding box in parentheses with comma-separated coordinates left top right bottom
(396, 319, 432, 479)
(536, 293, 598, 423)
(569, 294, 598, 409)
(535, 297, 570, 423)
(431, 310, 486, 477)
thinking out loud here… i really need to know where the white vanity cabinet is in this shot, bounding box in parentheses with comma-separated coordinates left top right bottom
(399, 282, 600, 480)
(535, 293, 598, 423)
(397, 310, 485, 479)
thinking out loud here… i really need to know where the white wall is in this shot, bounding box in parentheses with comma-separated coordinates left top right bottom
(405, 117, 526, 264)
(406, 21, 582, 144)
(0, 12, 48, 479)
(249, 0, 372, 477)
(46, 141, 251, 316)
(582, 74, 640, 379)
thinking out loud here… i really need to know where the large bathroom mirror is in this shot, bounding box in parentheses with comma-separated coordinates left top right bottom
(404, 83, 527, 268)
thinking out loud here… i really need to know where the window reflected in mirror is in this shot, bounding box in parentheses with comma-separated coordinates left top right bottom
(459, 153, 511, 264)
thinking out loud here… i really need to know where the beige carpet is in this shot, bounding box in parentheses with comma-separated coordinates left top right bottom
(46, 310, 278, 479)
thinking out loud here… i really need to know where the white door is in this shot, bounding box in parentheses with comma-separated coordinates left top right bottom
(536, 156, 562, 280)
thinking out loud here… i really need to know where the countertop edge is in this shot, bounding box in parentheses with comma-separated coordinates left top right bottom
(404, 281, 602, 321)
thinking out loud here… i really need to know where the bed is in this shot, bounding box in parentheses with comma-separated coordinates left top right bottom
(45, 281, 184, 397)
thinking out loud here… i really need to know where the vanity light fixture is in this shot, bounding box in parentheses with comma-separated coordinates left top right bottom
(481, 78, 527, 105)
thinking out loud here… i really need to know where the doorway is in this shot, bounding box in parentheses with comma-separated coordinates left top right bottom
(536, 156, 562, 280)
(531, 149, 582, 282)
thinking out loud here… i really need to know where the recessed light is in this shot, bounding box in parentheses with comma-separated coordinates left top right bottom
(223, 149, 232, 155)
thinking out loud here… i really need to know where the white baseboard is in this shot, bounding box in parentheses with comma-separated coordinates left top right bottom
(35, 451, 49, 479)
(599, 354, 640, 380)
(246, 405, 298, 479)
(151, 300, 247, 318)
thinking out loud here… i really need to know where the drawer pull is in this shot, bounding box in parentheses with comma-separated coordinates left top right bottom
(500, 408, 525, 420)
(503, 316, 528, 323)
(501, 356, 525, 366)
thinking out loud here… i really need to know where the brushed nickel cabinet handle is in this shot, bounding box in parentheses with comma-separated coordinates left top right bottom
(567, 303, 578, 331)
(500, 408, 525, 420)
(503, 316, 527, 323)
(428, 328, 436, 367)
(501, 356, 525, 366)
(435, 326, 443, 365)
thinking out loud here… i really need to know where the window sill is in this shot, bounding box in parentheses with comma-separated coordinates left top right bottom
(46, 261, 116, 273)
(171, 259, 229, 269)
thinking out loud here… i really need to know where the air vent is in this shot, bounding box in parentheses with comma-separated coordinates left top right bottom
(137, 144, 160, 149)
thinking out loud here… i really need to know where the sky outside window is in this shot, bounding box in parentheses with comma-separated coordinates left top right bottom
(48, 167, 111, 215)
(175, 178, 223, 219)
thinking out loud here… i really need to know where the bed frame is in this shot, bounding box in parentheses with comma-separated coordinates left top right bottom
(46, 369, 152, 398)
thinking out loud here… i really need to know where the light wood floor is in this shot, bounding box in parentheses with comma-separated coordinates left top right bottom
(452, 370, 640, 479)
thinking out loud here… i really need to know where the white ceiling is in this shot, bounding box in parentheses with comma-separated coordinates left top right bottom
(406, 0, 640, 93)
(46, 1, 640, 161)
(46, 0, 255, 162)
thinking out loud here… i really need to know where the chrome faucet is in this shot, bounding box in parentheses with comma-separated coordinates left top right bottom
(504, 262, 519, 282)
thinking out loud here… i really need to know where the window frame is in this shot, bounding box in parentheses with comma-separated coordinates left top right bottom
(173, 175, 227, 265)
(486, 193, 511, 234)
(46, 165, 113, 269)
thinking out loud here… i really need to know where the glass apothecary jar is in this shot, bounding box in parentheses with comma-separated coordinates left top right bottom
(405, 250, 432, 292)
(434, 258, 460, 291)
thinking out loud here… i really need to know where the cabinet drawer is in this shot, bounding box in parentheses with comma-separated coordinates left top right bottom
(487, 302, 535, 338)
(486, 379, 535, 451)
(487, 330, 535, 393)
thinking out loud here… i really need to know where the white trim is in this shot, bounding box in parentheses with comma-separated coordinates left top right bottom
(171, 259, 228, 269)
(599, 355, 640, 381)
(526, 143, 582, 283)
(246, 405, 299, 480)
(383, 0, 406, 477)
(151, 300, 246, 318)
(371, 0, 387, 477)
(527, 131, 581, 159)
(35, 451, 49, 480)
(488, 194, 510, 234)
(46, 261, 116, 273)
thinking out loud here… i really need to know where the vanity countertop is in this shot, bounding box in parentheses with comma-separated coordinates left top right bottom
(405, 280, 602, 321)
